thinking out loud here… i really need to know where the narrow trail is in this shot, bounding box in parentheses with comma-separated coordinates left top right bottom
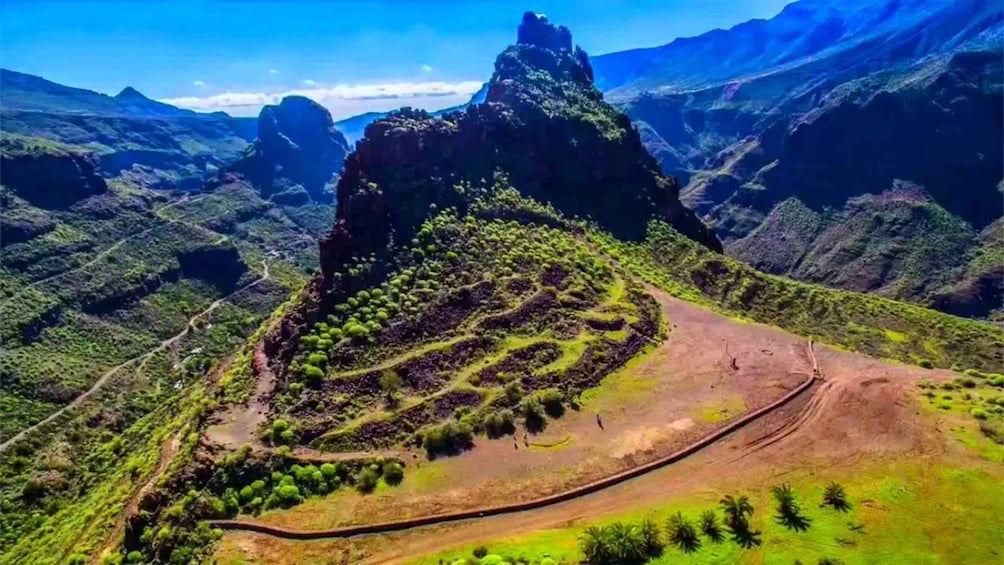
(18, 228, 154, 293)
(0, 261, 271, 453)
(210, 339, 821, 541)
(90, 432, 183, 564)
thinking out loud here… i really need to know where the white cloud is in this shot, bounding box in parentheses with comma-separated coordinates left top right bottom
(420, 64, 434, 73)
(268, 69, 279, 75)
(160, 80, 484, 118)
(192, 80, 206, 87)
(301, 79, 317, 86)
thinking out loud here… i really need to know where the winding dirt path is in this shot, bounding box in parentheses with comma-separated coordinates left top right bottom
(209, 344, 820, 540)
(0, 261, 271, 453)
(14, 196, 209, 295)
(90, 432, 183, 564)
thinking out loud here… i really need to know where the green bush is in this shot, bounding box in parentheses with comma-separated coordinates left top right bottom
(504, 381, 524, 403)
(483, 409, 515, 438)
(275, 484, 301, 504)
(320, 462, 338, 480)
(383, 461, 405, 486)
(355, 466, 380, 493)
(537, 388, 565, 418)
(520, 397, 547, 433)
(423, 421, 474, 458)
(956, 377, 977, 389)
(971, 408, 990, 420)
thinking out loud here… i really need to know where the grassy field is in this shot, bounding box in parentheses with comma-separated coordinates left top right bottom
(413, 457, 1004, 565)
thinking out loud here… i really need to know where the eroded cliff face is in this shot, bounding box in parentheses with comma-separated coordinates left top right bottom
(680, 50, 1004, 316)
(0, 137, 108, 210)
(318, 12, 720, 280)
(226, 96, 350, 205)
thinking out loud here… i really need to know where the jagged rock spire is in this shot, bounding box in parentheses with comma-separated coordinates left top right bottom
(517, 11, 572, 51)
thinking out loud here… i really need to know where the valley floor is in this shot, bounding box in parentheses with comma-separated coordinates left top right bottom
(211, 288, 999, 564)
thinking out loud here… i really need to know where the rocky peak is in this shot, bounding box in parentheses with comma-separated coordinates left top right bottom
(225, 95, 349, 205)
(320, 14, 720, 280)
(115, 86, 147, 100)
(517, 12, 572, 51)
(489, 12, 594, 104)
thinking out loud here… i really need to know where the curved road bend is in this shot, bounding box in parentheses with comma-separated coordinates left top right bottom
(211, 341, 820, 540)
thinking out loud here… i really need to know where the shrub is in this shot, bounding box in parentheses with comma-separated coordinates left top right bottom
(383, 461, 405, 486)
(379, 370, 402, 400)
(504, 381, 524, 403)
(971, 408, 990, 420)
(979, 419, 1004, 444)
(537, 388, 565, 418)
(423, 421, 474, 458)
(345, 323, 370, 342)
(320, 462, 338, 480)
(483, 409, 516, 438)
(355, 466, 380, 493)
(520, 397, 547, 433)
(276, 484, 302, 504)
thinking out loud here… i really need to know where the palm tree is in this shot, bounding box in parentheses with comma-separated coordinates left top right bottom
(666, 512, 701, 553)
(639, 518, 664, 557)
(719, 494, 762, 548)
(579, 525, 611, 565)
(822, 481, 851, 512)
(719, 494, 755, 530)
(579, 522, 654, 565)
(609, 522, 651, 564)
(773, 483, 811, 531)
(700, 509, 724, 543)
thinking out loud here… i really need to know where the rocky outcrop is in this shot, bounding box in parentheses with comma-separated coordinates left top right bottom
(319, 13, 720, 279)
(0, 136, 108, 209)
(517, 11, 572, 52)
(226, 96, 349, 205)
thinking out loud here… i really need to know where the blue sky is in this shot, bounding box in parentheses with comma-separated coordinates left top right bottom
(2, 0, 791, 119)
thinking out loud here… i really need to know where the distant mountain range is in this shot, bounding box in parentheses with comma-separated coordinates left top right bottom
(0, 69, 256, 190)
(590, 0, 1004, 318)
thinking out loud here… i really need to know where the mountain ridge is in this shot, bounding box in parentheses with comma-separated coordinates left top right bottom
(589, 0, 1003, 318)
